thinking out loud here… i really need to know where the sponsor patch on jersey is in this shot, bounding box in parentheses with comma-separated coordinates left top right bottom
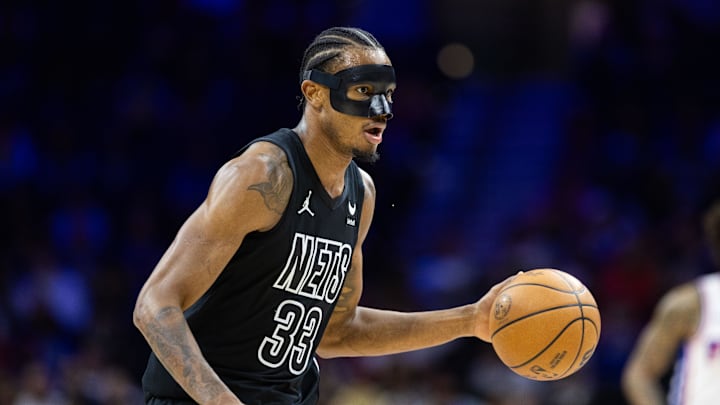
(346, 200, 357, 226)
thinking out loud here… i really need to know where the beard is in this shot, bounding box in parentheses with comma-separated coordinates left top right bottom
(352, 148, 380, 163)
(321, 117, 381, 163)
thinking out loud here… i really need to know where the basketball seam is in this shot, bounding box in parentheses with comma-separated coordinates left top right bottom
(509, 317, 586, 369)
(501, 282, 587, 295)
(558, 318, 600, 378)
(491, 303, 598, 339)
(554, 270, 589, 379)
(509, 317, 599, 379)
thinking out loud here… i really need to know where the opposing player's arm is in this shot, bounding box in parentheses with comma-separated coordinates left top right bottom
(317, 169, 514, 358)
(621, 283, 700, 405)
(133, 142, 291, 405)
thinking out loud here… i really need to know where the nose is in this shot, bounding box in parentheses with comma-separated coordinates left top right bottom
(368, 94, 393, 120)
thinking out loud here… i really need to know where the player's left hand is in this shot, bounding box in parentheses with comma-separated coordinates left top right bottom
(473, 271, 522, 342)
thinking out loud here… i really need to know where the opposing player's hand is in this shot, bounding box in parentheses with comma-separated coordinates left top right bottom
(473, 272, 522, 342)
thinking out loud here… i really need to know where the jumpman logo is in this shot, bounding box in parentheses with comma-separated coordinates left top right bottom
(298, 190, 315, 216)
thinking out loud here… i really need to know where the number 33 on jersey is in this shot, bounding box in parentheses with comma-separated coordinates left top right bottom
(257, 232, 352, 375)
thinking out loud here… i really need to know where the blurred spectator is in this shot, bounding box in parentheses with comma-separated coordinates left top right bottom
(13, 361, 68, 405)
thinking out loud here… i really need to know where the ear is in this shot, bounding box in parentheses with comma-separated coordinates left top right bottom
(301, 80, 327, 109)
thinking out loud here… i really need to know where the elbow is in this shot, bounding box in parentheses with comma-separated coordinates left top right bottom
(132, 300, 146, 332)
(621, 362, 644, 397)
(317, 310, 366, 358)
(316, 336, 342, 359)
(620, 367, 633, 395)
(133, 288, 185, 335)
(317, 327, 368, 359)
(316, 326, 356, 359)
(315, 349, 332, 359)
(133, 293, 153, 333)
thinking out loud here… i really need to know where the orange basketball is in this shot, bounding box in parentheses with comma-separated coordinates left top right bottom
(489, 268, 601, 381)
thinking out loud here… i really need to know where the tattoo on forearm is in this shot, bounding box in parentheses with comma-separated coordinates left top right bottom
(248, 154, 290, 215)
(145, 306, 225, 400)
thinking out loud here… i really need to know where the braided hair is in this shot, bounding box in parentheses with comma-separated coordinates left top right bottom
(297, 27, 385, 109)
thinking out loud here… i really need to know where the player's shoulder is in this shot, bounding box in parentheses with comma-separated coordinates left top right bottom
(356, 166, 376, 200)
(220, 141, 291, 185)
(232, 140, 288, 166)
(206, 141, 293, 225)
(207, 141, 293, 208)
(656, 281, 701, 320)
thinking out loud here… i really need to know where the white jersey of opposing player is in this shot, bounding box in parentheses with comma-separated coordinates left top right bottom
(669, 273, 720, 405)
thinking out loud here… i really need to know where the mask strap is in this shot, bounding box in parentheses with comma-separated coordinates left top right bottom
(302, 70, 341, 89)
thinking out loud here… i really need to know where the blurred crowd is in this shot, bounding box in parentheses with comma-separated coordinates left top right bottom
(2, 0, 720, 404)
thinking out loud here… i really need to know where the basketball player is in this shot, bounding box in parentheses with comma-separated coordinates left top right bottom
(622, 201, 720, 405)
(133, 27, 517, 405)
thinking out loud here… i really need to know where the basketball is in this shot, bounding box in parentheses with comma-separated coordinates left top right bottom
(489, 268, 601, 381)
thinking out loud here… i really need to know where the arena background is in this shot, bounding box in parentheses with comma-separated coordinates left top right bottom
(2, 0, 720, 403)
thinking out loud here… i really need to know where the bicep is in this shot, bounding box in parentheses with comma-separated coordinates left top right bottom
(626, 285, 699, 378)
(137, 145, 290, 311)
(627, 317, 682, 379)
(139, 203, 251, 310)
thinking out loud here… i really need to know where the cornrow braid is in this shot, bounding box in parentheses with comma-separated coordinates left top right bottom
(297, 27, 384, 109)
(299, 27, 383, 82)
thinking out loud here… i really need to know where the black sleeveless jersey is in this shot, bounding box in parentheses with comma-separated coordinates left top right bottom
(141, 128, 365, 404)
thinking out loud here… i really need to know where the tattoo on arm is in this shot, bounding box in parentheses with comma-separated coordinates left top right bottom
(333, 286, 354, 313)
(248, 154, 291, 215)
(146, 306, 225, 400)
(333, 264, 360, 314)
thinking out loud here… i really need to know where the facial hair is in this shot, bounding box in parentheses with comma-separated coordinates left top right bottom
(353, 148, 380, 163)
(321, 116, 381, 163)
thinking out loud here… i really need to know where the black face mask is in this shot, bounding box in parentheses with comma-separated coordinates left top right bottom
(302, 64, 396, 119)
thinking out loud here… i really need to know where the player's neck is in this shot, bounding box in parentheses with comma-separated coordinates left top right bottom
(292, 119, 349, 199)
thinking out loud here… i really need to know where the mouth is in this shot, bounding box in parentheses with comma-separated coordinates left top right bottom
(363, 123, 385, 145)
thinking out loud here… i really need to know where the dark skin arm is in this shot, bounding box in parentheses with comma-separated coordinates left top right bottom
(621, 283, 701, 405)
(317, 169, 517, 358)
(133, 142, 292, 405)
